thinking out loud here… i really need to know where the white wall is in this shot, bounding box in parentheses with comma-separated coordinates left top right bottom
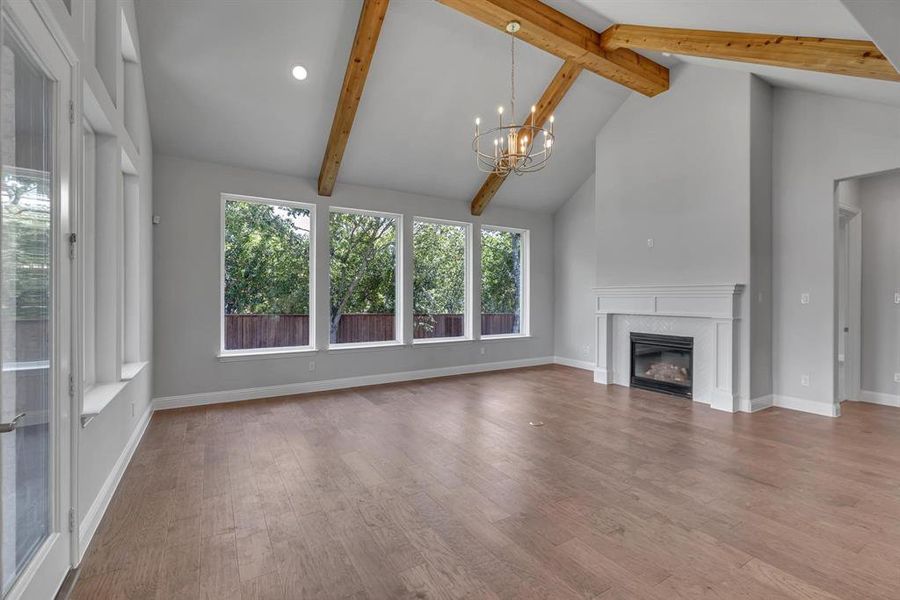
(772, 90, 900, 411)
(553, 174, 595, 367)
(858, 170, 900, 398)
(152, 155, 555, 402)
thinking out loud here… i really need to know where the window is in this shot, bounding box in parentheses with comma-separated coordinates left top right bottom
(413, 219, 469, 340)
(222, 195, 313, 352)
(329, 208, 400, 345)
(481, 226, 528, 336)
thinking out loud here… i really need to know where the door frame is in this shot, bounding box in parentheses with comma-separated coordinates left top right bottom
(837, 201, 862, 403)
(0, 0, 78, 597)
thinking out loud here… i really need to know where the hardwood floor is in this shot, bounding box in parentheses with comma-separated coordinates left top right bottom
(71, 365, 900, 599)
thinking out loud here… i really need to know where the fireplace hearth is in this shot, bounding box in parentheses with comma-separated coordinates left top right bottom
(630, 332, 693, 398)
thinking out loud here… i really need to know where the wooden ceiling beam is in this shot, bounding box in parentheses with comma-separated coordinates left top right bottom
(600, 24, 900, 82)
(317, 0, 390, 196)
(470, 60, 582, 216)
(436, 0, 668, 97)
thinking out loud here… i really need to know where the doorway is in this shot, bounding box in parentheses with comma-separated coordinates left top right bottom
(836, 198, 861, 403)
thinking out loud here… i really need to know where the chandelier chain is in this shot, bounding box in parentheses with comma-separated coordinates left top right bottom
(510, 30, 516, 120)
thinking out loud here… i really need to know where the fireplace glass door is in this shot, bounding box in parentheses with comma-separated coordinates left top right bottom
(630, 333, 693, 398)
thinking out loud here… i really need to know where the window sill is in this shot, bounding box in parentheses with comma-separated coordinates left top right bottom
(327, 340, 405, 353)
(480, 334, 532, 342)
(121, 361, 148, 381)
(217, 347, 318, 362)
(412, 337, 472, 346)
(82, 381, 128, 427)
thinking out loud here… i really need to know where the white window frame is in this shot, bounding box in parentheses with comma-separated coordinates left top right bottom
(480, 224, 530, 338)
(219, 193, 316, 357)
(328, 206, 403, 349)
(411, 216, 473, 344)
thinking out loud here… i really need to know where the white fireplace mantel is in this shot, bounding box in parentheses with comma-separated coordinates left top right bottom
(593, 284, 745, 413)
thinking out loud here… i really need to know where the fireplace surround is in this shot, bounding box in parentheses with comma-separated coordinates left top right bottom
(593, 284, 744, 412)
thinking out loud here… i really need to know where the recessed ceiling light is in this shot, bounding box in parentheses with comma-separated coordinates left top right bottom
(291, 65, 308, 81)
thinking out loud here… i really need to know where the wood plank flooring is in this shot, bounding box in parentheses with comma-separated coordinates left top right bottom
(71, 365, 900, 599)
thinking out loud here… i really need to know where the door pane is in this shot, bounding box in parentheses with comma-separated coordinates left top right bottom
(1, 18, 54, 595)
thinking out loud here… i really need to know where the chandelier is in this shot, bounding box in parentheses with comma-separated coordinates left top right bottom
(473, 21, 555, 176)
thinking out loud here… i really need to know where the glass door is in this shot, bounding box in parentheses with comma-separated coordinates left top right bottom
(1, 1, 72, 598)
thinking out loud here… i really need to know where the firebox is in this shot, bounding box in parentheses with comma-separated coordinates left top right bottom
(630, 332, 693, 398)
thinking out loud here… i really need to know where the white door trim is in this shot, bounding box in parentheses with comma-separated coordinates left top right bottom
(1, 0, 75, 597)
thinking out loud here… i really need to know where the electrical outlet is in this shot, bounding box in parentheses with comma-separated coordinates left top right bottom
(800, 293, 810, 305)
(894, 373, 900, 383)
(646, 238, 654, 248)
(583, 344, 591, 357)
(480, 346, 486, 355)
(894, 292, 900, 304)
(801, 374, 810, 387)
(308, 360, 315, 372)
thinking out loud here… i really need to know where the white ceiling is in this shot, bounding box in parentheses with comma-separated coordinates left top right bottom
(135, 0, 900, 213)
(135, 0, 627, 212)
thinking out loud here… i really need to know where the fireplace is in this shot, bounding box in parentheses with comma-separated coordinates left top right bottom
(630, 332, 693, 398)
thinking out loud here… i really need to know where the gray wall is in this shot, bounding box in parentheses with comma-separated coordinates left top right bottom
(749, 77, 774, 399)
(859, 170, 900, 397)
(772, 89, 900, 409)
(553, 174, 595, 366)
(594, 64, 752, 288)
(592, 63, 755, 405)
(152, 155, 555, 400)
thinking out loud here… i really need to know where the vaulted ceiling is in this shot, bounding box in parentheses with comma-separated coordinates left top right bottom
(136, 0, 900, 212)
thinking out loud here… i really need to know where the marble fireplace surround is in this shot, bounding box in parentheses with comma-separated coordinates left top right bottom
(593, 284, 745, 413)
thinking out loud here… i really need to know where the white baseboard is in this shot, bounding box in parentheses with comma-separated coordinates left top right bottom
(78, 403, 153, 560)
(741, 394, 774, 413)
(553, 356, 594, 371)
(773, 394, 840, 417)
(859, 390, 900, 407)
(154, 356, 555, 411)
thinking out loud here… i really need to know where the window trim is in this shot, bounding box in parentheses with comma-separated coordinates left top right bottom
(411, 216, 473, 344)
(480, 224, 530, 338)
(328, 206, 403, 347)
(219, 193, 316, 356)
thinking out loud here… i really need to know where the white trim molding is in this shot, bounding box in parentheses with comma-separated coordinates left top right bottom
(593, 284, 745, 413)
(774, 395, 841, 417)
(743, 394, 775, 413)
(859, 390, 900, 408)
(78, 404, 153, 560)
(154, 356, 554, 411)
(553, 356, 594, 371)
